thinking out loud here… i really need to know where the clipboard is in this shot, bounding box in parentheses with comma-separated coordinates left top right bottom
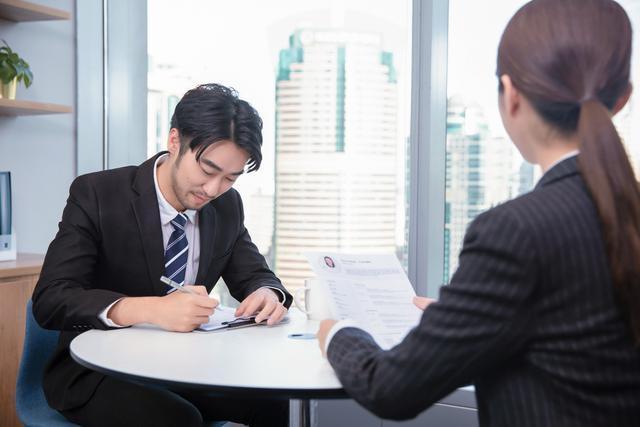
(195, 305, 290, 332)
(195, 305, 258, 332)
(196, 316, 261, 332)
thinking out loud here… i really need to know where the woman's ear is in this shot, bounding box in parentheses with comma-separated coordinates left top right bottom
(612, 83, 633, 116)
(500, 74, 521, 119)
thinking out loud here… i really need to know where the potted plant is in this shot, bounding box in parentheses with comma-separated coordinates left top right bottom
(0, 40, 33, 100)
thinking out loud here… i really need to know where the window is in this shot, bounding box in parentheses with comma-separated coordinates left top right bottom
(444, 0, 639, 284)
(445, 0, 530, 283)
(615, 0, 640, 176)
(147, 0, 412, 297)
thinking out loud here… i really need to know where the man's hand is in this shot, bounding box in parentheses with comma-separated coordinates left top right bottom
(153, 285, 219, 332)
(317, 319, 338, 357)
(413, 296, 436, 311)
(235, 287, 288, 326)
(109, 286, 218, 332)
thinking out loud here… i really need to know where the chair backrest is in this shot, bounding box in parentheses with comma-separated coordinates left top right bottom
(16, 299, 78, 427)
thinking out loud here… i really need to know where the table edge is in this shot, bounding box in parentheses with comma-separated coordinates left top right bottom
(70, 343, 347, 400)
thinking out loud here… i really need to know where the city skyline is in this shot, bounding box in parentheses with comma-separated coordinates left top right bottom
(147, 0, 413, 295)
(147, 0, 640, 291)
(444, 97, 533, 282)
(273, 29, 401, 290)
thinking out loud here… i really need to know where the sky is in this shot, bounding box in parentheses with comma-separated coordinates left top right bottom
(447, 0, 528, 136)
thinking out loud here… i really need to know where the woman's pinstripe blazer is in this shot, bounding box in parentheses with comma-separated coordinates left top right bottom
(327, 156, 640, 427)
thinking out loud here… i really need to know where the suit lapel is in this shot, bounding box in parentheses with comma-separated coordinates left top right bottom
(196, 202, 217, 286)
(132, 153, 167, 295)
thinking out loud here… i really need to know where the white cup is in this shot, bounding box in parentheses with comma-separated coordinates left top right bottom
(293, 278, 332, 320)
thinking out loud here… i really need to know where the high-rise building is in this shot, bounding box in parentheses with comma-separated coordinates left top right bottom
(517, 161, 535, 196)
(241, 188, 275, 260)
(273, 29, 399, 290)
(444, 97, 516, 282)
(400, 136, 411, 272)
(147, 57, 195, 157)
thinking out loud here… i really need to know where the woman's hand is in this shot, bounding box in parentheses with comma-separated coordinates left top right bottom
(413, 296, 436, 311)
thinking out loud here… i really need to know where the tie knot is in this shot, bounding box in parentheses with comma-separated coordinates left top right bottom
(170, 213, 188, 231)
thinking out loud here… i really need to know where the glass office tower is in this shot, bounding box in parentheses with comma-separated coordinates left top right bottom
(274, 29, 399, 290)
(444, 97, 528, 282)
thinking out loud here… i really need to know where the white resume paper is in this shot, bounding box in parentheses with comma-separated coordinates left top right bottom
(305, 252, 423, 349)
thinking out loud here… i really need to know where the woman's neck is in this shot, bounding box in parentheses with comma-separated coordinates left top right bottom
(535, 132, 580, 173)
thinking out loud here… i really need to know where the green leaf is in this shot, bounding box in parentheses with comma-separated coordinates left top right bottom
(0, 62, 17, 83)
(23, 69, 33, 87)
(15, 61, 26, 74)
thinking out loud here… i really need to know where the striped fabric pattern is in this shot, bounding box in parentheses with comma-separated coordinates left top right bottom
(164, 213, 189, 290)
(327, 156, 640, 426)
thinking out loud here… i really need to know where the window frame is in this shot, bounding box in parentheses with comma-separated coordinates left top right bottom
(408, 0, 449, 298)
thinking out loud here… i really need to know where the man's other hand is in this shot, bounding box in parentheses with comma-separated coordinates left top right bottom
(235, 288, 288, 326)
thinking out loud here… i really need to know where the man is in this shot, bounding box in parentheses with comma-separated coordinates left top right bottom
(32, 83, 291, 426)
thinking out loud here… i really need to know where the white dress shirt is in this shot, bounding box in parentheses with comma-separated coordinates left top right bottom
(154, 154, 200, 286)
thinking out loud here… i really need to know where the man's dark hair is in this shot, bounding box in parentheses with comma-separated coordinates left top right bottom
(170, 83, 263, 172)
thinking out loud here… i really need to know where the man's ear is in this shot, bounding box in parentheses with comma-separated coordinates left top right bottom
(500, 74, 521, 118)
(167, 128, 181, 155)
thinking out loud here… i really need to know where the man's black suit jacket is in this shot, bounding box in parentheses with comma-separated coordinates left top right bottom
(328, 157, 640, 426)
(32, 153, 292, 411)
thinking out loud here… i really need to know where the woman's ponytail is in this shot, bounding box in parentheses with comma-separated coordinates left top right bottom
(577, 97, 640, 344)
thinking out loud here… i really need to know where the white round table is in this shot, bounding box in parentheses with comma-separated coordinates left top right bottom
(70, 312, 345, 425)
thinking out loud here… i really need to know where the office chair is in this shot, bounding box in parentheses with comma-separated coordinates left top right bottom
(15, 299, 78, 426)
(16, 300, 228, 427)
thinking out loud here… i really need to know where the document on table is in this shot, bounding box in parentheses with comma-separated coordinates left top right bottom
(304, 252, 423, 349)
(197, 305, 258, 332)
(197, 305, 290, 332)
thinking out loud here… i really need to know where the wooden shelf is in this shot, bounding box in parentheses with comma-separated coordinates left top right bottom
(0, 252, 44, 279)
(0, 98, 72, 116)
(0, 0, 70, 22)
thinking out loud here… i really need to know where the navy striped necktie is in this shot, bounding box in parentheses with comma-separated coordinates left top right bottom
(164, 212, 189, 292)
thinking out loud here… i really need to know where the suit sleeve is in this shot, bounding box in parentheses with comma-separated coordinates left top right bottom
(32, 176, 127, 331)
(221, 191, 292, 308)
(327, 208, 538, 420)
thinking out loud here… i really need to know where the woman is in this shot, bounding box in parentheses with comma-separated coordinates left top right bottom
(317, 0, 640, 425)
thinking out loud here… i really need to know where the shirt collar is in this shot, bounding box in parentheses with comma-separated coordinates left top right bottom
(535, 152, 580, 190)
(542, 150, 579, 177)
(153, 154, 197, 226)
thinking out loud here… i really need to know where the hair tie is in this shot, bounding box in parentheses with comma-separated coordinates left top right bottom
(579, 96, 599, 105)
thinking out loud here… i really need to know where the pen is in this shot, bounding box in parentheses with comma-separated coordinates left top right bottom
(160, 275, 197, 294)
